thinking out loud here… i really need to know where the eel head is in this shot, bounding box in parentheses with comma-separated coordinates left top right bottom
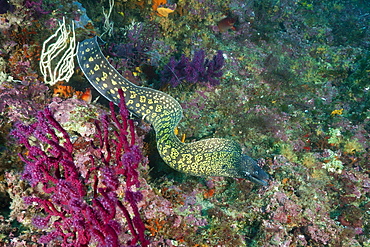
(239, 155, 269, 186)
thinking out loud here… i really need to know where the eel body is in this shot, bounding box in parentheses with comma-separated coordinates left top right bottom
(77, 36, 269, 186)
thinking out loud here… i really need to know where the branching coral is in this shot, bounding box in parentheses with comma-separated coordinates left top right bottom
(11, 89, 149, 246)
(160, 49, 225, 87)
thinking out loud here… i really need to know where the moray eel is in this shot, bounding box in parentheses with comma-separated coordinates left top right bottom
(77, 36, 269, 186)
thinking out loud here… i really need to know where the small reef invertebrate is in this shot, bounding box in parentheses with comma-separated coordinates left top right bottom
(331, 108, 344, 115)
(52, 84, 92, 103)
(152, 0, 166, 11)
(77, 36, 269, 185)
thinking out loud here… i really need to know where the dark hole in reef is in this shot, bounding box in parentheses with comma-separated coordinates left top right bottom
(0, 191, 11, 218)
(244, 220, 264, 245)
(143, 129, 186, 182)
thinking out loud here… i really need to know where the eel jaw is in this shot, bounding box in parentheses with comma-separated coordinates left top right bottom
(244, 169, 269, 186)
(241, 155, 270, 186)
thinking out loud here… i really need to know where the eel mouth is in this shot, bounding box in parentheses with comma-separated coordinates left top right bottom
(245, 171, 270, 186)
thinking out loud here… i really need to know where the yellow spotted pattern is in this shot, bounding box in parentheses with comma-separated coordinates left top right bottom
(77, 37, 245, 178)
